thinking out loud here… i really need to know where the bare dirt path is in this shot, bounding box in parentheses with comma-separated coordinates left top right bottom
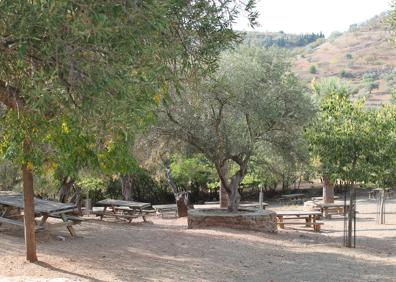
(0, 197, 395, 281)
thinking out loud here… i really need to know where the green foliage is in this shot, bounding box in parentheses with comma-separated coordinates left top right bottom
(157, 46, 314, 193)
(170, 153, 216, 187)
(328, 31, 342, 42)
(340, 70, 353, 78)
(346, 53, 353, 60)
(306, 78, 396, 186)
(309, 65, 317, 74)
(0, 0, 256, 190)
(244, 31, 324, 49)
(362, 73, 379, 94)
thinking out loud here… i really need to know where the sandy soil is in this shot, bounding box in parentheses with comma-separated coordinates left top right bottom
(0, 197, 395, 282)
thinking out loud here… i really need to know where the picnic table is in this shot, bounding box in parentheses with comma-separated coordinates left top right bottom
(368, 188, 393, 200)
(0, 191, 80, 236)
(152, 204, 178, 218)
(95, 199, 152, 222)
(275, 210, 323, 232)
(314, 202, 349, 218)
(279, 193, 305, 205)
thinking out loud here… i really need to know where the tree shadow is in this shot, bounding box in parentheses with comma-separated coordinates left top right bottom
(36, 261, 107, 282)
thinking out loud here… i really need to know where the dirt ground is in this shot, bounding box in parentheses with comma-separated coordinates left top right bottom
(0, 197, 395, 282)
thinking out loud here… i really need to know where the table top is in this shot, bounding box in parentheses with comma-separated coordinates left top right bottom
(315, 202, 349, 208)
(240, 203, 269, 208)
(280, 193, 305, 198)
(312, 196, 340, 200)
(152, 204, 177, 209)
(0, 192, 76, 214)
(96, 199, 151, 209)
(275, 210, 322, 216)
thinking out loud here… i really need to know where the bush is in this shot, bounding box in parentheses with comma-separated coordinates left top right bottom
(309, 65, 317, 74)
(346, 53, 353, 60)
(340, 70, 353, 78)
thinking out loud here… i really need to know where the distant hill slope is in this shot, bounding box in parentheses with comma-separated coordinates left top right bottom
(243, 31, 324, 49)
(293, 13, 396, 106)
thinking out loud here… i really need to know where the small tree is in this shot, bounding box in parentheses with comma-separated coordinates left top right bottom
(157, 47, 313, 211)
(306, 78, 377, 203)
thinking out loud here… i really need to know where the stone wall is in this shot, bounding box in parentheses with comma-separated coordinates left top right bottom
(187, 209, 277, 233)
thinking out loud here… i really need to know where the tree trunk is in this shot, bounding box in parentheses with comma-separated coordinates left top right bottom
(58, 176, 74, 203)
(120, 175, 133, 201)
(219, 164, 228, 208)
(22, 163, 37, 262)
(227, 171, 243, 212)
(164, 160, 188, 217)
(175, 192, 189, 217)
(228, 180, 241, 212)
(322, 176, 334, 203)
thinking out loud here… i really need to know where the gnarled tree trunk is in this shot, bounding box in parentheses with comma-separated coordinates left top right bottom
(165, 161, 188, 217)
(120, 175, 134, 201)
(219, 164, 228, 208)
(216, 161, 247, 212)
(322, 176, 334, 204)
(58, 176, 75, 203)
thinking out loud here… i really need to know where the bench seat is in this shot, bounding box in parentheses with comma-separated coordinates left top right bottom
(0, 217, 44, 231)
(277, 221, 324, 232)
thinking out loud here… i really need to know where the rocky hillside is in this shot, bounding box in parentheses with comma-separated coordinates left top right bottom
(293, 13, 396, 106)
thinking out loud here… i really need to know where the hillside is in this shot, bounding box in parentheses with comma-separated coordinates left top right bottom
(293, 13, 396, 106)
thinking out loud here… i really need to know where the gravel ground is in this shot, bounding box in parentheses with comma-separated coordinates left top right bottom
(0, 197, 395, 282)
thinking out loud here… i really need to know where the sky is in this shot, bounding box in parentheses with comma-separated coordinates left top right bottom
(235, 0, 393, 36)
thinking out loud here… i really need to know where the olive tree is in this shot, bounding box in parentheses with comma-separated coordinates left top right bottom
(157, 47, 313, 211)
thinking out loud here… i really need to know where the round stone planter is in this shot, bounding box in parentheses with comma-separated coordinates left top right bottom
(187, 208, 277, 233)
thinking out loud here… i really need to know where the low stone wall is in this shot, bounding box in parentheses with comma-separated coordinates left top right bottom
(187, 208, 277, 233)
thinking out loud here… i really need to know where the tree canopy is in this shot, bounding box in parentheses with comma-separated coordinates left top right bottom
(156, 47, 313, 210)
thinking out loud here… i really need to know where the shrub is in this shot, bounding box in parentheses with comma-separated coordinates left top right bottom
(340, 70, 353, 78)
(309, 65, 317, 74)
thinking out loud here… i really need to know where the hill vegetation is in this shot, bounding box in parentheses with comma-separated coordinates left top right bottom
(293, 12, 396, 106)
(244, 12, 396, 106)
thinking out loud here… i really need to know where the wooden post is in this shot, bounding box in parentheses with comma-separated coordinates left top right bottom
(259, 187, 263, 209)
(22, 163, 38, 262)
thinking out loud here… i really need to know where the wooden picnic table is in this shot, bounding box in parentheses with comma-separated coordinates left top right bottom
(95, 199, 152, 222)
(275, 210, 323, 232)
(368, 188, 393, 199)
(0, 191, 80, 236)
(152, 204, 178, 218)
(279, 193, 305, 205)
(314, 202, 349, 218)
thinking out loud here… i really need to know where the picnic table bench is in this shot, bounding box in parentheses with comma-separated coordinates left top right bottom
(279, 193, 305, 205)
(152, 204, 178, 218)
(0, 191, 80, 236)
(314, 202, 349, 219)
(95, 199, 152, 222)
(276, 210, 323, 232)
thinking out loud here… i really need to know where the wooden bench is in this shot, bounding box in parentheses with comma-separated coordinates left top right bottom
(0, 217, 44, 231)
(276, 221, 324, 232)
(152, 204, 178, 218)
(276, 210, 323, 232)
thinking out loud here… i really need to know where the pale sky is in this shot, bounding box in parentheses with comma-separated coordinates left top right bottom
(235, 0, 392, 36)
